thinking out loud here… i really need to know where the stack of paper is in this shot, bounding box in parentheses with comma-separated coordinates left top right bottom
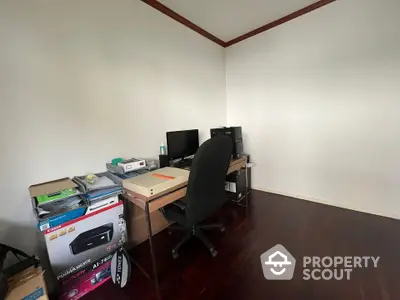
(74, 172, 123, 202)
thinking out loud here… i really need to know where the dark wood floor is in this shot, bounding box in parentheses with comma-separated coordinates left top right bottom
(84, 190, 400, 300)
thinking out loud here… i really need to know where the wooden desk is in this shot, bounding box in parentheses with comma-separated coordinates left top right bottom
(122, 156, 247, 300)
(124, 156, 247, 213)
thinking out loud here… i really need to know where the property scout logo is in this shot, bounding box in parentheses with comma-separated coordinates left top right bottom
(260, 244, 379, 281)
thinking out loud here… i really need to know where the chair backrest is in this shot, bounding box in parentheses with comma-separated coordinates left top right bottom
(185, 136, 233, 224)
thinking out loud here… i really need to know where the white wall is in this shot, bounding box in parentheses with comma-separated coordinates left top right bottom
(0, 0, 226, 253)
(226, 0, 400, 219)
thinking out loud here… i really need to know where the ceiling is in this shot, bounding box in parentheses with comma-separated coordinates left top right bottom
(144, 0, 336, 47)
(159, 0, 319, 41)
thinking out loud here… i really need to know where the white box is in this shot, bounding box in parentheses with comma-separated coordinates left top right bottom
(118, 159, 146, 173)
(123, 167, 189, 198)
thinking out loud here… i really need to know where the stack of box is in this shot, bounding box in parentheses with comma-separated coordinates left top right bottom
(29, 178, 86, 232)
(29, 174, 127, 300)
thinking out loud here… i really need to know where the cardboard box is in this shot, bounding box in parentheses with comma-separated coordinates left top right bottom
(29, 178, 87, 232)
(43, 201, 126, 281)
(29, 178, 78, 198)
(123, 167, 189, 198)
(60, 254, 113, 300)
(6, 266, 48, 300)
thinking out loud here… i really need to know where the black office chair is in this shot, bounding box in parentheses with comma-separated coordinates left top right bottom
(162, 136, 233, 258)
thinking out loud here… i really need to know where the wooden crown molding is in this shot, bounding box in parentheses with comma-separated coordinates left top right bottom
(225, 0, 337, 47)
(141, 0, 226, 47)
(142, 0, 337, 48)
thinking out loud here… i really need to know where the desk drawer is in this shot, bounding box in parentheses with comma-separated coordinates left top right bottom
(125, 201, 170, 247)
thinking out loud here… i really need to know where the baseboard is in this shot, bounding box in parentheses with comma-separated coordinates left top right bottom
(252, 186, 400, 221)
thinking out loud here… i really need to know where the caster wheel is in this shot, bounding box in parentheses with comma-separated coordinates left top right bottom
(210, 249, 218, 258)
(220, 226, 226, 233)
(172, 250, 179, 260)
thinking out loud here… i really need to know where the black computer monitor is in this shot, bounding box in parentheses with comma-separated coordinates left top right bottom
(167, 129, 199, 160)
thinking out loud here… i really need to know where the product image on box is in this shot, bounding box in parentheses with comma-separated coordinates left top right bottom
(91, 267, 111, 285)
(69, 223, 114, 255)
(36, 188, 79, 204)
(60, 260, 112, 300)
(43, 201, 126, 281)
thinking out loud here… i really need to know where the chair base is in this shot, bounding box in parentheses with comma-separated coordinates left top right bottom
(168, 223, 225, 258)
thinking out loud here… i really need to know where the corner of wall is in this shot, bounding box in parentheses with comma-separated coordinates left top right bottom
(223, 47, 229, 126)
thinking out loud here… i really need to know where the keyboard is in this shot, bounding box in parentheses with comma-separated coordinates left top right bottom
(174, 159, 193, 169)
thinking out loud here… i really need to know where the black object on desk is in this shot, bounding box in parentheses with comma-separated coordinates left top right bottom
(210, 126, 243, 158)
(162, 135, 233, 258)
(159, 154, 169, 168)
(166, 129, 199, 160)
(172, 158, 193, 169)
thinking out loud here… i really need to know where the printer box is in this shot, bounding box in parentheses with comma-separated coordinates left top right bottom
(43, 201, 126, 281)
(60, 253, 113, 300)
(6, 266, 48, 300)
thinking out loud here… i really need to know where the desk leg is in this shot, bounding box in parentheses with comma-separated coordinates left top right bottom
(244, 163, 250, 207)
(128, 255, 151, 280)
(145, 203, 161, 300)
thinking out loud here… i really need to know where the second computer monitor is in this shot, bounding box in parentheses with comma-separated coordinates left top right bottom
(167, 129, 199, 160)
